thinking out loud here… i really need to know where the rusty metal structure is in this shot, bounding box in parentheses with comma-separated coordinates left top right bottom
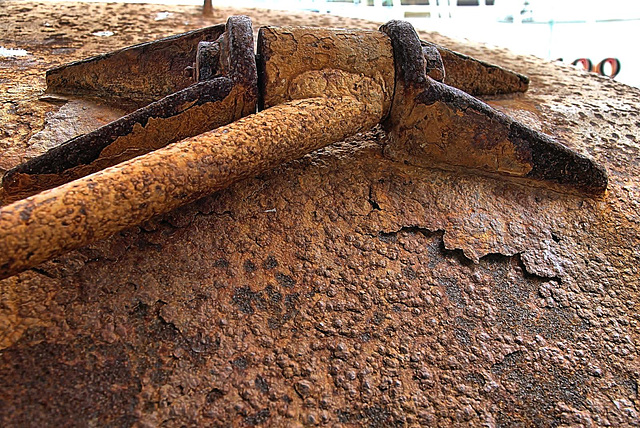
(0, 4, 637, 426)
(0, 17, 606, 279)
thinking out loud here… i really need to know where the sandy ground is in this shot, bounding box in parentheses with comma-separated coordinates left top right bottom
(1, 1, 639, 427)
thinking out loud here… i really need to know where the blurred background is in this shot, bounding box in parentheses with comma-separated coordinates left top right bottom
(37, 0, 640, 88)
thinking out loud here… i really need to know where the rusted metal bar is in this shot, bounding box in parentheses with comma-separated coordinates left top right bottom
(0, 96, 382, 279)
(46, 25, 225, 106)
(257, 26, 395, 113)
(2, 16, 258, 203)
(203, 0, 213, 17)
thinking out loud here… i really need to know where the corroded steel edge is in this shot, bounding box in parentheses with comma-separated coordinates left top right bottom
(0, 96, 381, 279)
(432, 42, 530, 95)
(46, 24, 227, 105)
(380, 20, 607, 194)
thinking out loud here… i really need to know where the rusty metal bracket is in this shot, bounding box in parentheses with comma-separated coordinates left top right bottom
(0, 17, 607, 280)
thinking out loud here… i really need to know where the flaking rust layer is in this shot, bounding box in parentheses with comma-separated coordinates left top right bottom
(0, 2, 639, 427)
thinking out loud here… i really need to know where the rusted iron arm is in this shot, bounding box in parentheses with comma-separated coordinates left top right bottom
(380, 20, 607, 192)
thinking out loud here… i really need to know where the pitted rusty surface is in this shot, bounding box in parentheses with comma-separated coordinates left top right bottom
(0, 2, 639, 427)
(257, 26, 395, 114)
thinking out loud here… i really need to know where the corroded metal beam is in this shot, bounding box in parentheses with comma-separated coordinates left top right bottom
(46, 25, 225, 106)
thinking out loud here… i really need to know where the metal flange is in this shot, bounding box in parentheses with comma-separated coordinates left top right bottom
(2, 16, 257, 202)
